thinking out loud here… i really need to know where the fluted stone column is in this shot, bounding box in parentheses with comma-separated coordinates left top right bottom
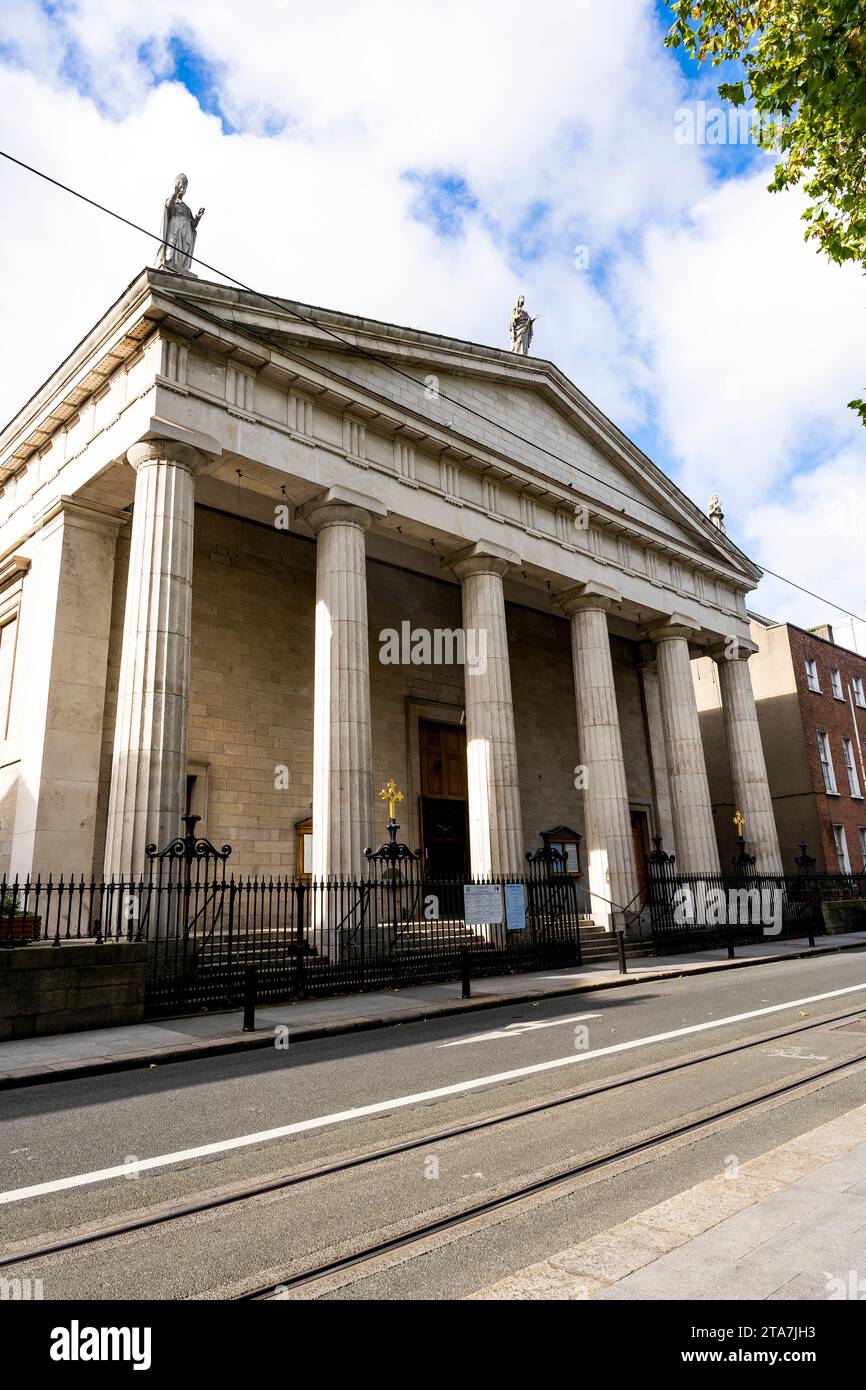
(448, 542, 524, 876)
(561, 586, 639, 930)
(306, 492, 380, 879)
(104, 441, 204, 878)
(713, 644, 784, 873)
(648, 622, 721, 874)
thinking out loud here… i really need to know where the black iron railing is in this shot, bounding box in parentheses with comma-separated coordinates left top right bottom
(644, 857, 866, 954)
(0, 847, 588, 1014)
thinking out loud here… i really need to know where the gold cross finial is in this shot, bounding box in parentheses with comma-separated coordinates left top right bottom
(733, 809, 746, 836)
(378, 778, 404, 821)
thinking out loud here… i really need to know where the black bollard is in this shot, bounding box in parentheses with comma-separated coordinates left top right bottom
(242, 964, 257, 1032)
(461, 947, 471, 999)
(616, 930, 627, 975)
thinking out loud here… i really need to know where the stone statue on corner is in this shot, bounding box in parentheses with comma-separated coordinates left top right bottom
(707, 494, 727, 534)
(157, 174, 205, 276)
(509, 294, 537, 355)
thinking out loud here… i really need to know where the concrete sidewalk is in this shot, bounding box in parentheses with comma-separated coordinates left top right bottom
(470, 1102, 866, 1301)
(1, 933, 864, 1089)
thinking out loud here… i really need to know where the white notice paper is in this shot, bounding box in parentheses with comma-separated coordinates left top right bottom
(504, 882, 526, 930)
(463, 883, 504, 925)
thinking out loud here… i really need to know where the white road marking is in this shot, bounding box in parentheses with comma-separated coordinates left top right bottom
(763, 1047, 828, 1061)
(437, 1012, 601, 1047)
(3, 981, 865, 1207)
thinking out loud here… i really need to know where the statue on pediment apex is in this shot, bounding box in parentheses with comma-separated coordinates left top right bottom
(157, 173, 205, 276)
(707, 494, 726, 534)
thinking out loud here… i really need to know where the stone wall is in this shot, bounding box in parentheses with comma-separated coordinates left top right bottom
(611, 635, 656, 812)
(509, 602, 584, 851)
(186, 509, 317, 876)
(0, 941, 147, 1040)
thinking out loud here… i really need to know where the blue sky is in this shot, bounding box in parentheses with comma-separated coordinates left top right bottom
(138, 33, 237, 135)
(1, 0, 864, 635)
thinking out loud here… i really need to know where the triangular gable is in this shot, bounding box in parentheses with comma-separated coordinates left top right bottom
(287, 344, 748, 573)
(151, 273, 760, 582)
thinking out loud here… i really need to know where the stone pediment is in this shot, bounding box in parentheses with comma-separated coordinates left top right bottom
(150, 274, 756, 584)
(303, 350, 720, 554)
(0, 268, 759, 593)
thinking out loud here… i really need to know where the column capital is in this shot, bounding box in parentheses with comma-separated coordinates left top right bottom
(641, 614, 697, 644)
(301, 484, 386, 534)
(445, 539, 521, 581)
(557, 581, 621, 616)
(127, 440, 209, 474)
(709, 637, 759, 663)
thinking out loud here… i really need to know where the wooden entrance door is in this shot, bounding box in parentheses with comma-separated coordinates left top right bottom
(419, 720, 468, 877)
(630, 809, 650, 904)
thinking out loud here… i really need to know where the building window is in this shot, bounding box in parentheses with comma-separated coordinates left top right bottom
(0, 559, 28, 743)
(185, 763, 209, 830)
(0, 615, 18, 741)
(831, 668, 844, 700)
(295, 817, 313, 879)
(804, 658, 821, 693)
(859, 828, 866, 869)
(833, 825, 851, 874)
(817, 731, 838, 794)
(853, 677, 866, 708)
(843, 737, 862, 798)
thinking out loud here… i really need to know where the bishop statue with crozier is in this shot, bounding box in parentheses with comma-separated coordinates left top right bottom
(157, 173, 205, 276)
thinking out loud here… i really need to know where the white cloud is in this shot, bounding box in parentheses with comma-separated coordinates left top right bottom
(0, 0, 864, 633)
(0, 0, 701, 423)
(746, 447, 866, 639)
(619, 171, 866, 509)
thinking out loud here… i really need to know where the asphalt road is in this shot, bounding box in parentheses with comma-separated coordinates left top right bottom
(2, 951, 866, 1298)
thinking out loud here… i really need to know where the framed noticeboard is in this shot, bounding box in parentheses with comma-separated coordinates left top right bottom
(463, 883, 503, 925)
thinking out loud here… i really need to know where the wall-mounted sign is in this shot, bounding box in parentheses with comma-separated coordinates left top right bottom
(504, 882, 526, 930)
(463, 883, 503, 925)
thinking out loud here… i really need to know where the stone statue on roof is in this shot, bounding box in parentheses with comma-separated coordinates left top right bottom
(509, 294, 537, 355)
(707, 494, 727, 534)
(157, 174, 205, 276)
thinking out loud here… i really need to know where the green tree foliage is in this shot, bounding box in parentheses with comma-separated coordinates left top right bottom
(665, 2, 866, 423)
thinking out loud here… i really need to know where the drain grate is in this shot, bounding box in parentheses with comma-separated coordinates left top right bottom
(832, 1018, 866, 1035)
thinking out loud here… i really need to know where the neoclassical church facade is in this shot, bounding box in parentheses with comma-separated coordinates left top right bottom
(0, 268, 783, 929)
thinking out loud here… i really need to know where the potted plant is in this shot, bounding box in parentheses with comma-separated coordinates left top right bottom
(0, 894, 42, 945)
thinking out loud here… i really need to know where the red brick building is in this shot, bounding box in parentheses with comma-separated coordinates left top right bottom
(695, 618, 866, 873)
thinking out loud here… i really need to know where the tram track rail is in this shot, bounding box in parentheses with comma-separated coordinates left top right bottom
(2, 1002, 866, 1280)
(241, 1044, 866, 1298)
